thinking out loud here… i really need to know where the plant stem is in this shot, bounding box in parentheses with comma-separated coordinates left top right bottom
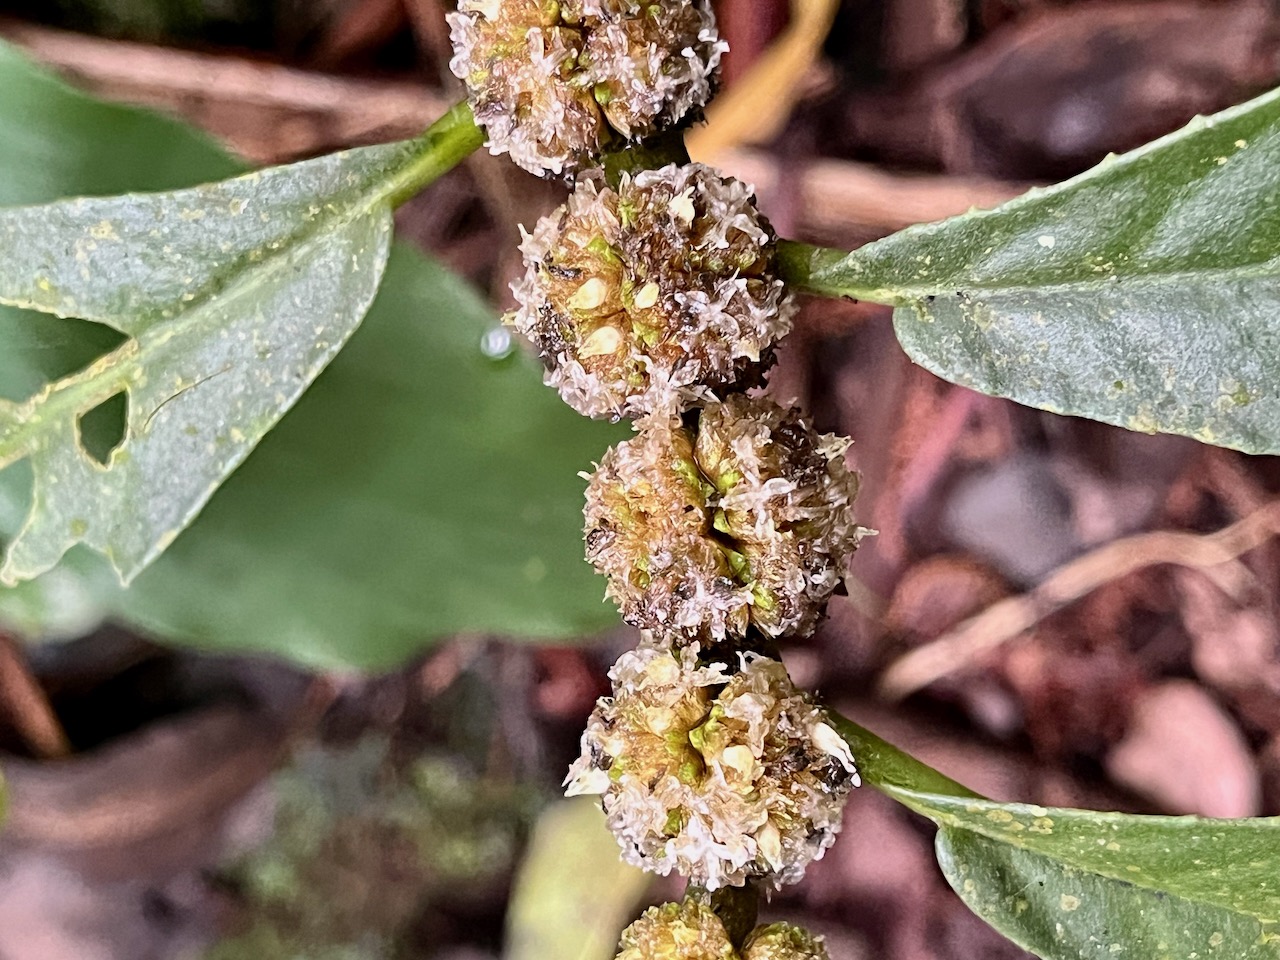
(386, 101, 486, 209)
(828, 710, 982, 800)
(685, 882, 760, 948)
(776, 239, 895, 304)
(601, 128, 692, 187)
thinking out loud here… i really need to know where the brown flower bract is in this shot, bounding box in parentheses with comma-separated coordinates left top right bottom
(583, 396, 865, 642)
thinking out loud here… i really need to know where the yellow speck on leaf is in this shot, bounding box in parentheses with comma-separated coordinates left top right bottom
(89, 220, 120, 241)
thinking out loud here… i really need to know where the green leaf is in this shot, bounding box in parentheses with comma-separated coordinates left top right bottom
(0, 40, 626, 668)
(781, 86, 1280, 454)
(907, 792, 1280, 960)
(0, 98, 481, 587)
(831, 714, 1280, 960)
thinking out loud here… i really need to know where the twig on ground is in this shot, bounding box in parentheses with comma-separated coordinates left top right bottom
(716, 149, 1027, 244)
(0, 18, 449, 163)
(687, 0, 839, 157)
(879, 499, 1280, 700)
(0, 632, 72, 759)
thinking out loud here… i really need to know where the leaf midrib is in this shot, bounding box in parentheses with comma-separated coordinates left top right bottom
(821, 253, 1280, 309)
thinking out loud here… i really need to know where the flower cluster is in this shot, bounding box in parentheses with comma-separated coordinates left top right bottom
(449, 0, 865, 943)
(615, 900, 737, 960)
(566, 643, 858, 890)
(583, 396, 865, 642)
(448, 0, 726, 176)
(511, 164, 795, 420)
(616, 900, 831, 960)
(741, 923, 832, 960)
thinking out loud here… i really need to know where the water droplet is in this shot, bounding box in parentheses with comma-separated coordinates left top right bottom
(480, 325, 514, 360)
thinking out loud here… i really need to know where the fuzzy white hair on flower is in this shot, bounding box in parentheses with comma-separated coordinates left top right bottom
(567, 645, 859, 890)
(583, 396, 868, 643)
(510, 163, 795, 421)
(448, 0, 727, 176)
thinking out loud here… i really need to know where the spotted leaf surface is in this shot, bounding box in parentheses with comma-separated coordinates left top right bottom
(833, 716, 1280, 960)
(910, 792, 1280, 960)
(784, 86, 1280, 454)
(0, 103, 480, 585)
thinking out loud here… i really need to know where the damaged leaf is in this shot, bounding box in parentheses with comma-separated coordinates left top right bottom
(0, 101, 481, 586)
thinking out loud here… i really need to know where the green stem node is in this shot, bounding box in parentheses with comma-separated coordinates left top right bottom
(601, 129, 693, 187)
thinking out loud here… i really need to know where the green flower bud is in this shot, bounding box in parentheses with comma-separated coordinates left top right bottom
(511, 164, 795, 420)
(615, 900, 738, 960)
(448, 1, 726, 177)
(566, 644, 859, 890)
(742, 924, 830, 960)
(583, 396, 866, 642)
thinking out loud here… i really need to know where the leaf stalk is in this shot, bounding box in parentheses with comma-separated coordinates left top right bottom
(828, 710, 982, 800)
(775, 240, 897, 304)
(386, 101, 486, 209)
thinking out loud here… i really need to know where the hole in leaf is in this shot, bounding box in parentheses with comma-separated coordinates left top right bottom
(0, 310, 127, 402)
(78, 391, 128, 466)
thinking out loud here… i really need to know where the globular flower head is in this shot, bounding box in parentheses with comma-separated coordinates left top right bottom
(613, 902, 831, 960)
(449, 0, 726, 177)
(511, 164, 795, 420)
(584, 396, 866, 643)
(615, 899, 738, 960)
(742, 924, 830, 960)
(566, 644, 860, 890)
